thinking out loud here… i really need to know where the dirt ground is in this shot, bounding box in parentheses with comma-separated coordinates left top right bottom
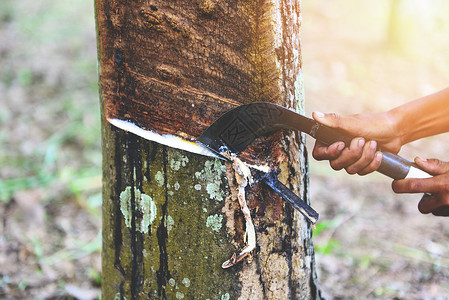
(1, 0, 102, 299)
(1, 0, 449, 299)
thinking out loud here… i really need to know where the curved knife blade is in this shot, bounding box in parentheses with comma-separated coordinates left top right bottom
(197, 102, 431, 180)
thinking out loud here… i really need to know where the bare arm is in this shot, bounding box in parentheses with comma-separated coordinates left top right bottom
(312, 87, 449, 216)
(312, 87, 449, 175)
(391, 87, 449, 145)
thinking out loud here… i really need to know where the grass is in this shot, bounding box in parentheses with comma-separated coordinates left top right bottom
(0, 0, 102, 297)
(0, 0, 101, 204)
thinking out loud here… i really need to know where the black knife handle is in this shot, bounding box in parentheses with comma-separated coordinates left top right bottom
(312, 123, 432, 180)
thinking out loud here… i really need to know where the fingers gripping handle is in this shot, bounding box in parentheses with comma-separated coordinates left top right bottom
(380, 152, 432, 180)
(312, 123, 432, 180)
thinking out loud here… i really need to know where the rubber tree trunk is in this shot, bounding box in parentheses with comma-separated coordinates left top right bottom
(96, 0, 320, 299)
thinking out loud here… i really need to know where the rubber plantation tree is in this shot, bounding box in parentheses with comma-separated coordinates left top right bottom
(96, 0, 320, 299)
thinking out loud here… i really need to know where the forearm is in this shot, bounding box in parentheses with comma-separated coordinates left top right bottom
(388, 87, 449, 145)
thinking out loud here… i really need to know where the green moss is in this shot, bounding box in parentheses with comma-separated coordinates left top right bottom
(155, 171, 164, 187)
(120, 186, 133, 228)
(221, 293, 230, 300)
(169, 278, 176, 287)
(195, 159, 226, 201)
(206, 214, 223, 232)
(119, 186, 157, 233)
(159, 153, 237, 298)
(165, 215, 175, 233)
(106, 139, 240, 298)
(170, 152, 189, 171)
(205, 182, 221, 201)
(181, 278, 191, 287)
(140, 193, 157, 234)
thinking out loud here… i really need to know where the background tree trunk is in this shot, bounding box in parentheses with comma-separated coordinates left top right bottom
(387, 0, 403, 52)
(96, 0, 320, 299)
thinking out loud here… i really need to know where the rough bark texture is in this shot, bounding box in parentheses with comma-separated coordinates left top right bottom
(97, 0, 320, 299)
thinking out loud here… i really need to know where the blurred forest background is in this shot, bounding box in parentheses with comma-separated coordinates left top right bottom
(0, 0, 448, 299)
(303, 0, 449, 299)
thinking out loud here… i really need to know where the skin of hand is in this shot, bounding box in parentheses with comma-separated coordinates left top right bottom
(392, 157, 449, 216)
(312, 87, 449, 176)
(311, 111, 402, 175)
(311, 88, 449, 216)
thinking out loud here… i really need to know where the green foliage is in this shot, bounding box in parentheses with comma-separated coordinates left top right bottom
(312, 220, 334, 236)
(0, 0, 102, 296)
(315, 239, 340, 255)
(39, 232, 102, 266)
(0, 0, 101, 205)
(88, 267, 102, 286)
(313, 218, 343, 255)
(0, 173, 54, 203)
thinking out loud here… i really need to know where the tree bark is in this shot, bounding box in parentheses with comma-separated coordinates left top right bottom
(96, 0, 320, 299)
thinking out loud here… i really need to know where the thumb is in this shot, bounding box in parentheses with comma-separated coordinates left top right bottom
(312, 111, 343, 128)
(414, 157, 449, 176)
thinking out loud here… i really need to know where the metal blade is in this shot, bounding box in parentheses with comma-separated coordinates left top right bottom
(197, 102, 353, 156)
(260, 171, 319, 224)
(198, 102, 431, 181)
(197, 102, 317, 155)
(197, 102, 320, 224)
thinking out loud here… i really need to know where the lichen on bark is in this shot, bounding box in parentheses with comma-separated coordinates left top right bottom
(119, 186, 157, 234)
(97, 0, 320, 298)
(102, 128, 241, 299)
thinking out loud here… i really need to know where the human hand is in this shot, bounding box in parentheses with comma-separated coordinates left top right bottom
(311, 111, 402, 175)
(392, 157, 449, 216)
